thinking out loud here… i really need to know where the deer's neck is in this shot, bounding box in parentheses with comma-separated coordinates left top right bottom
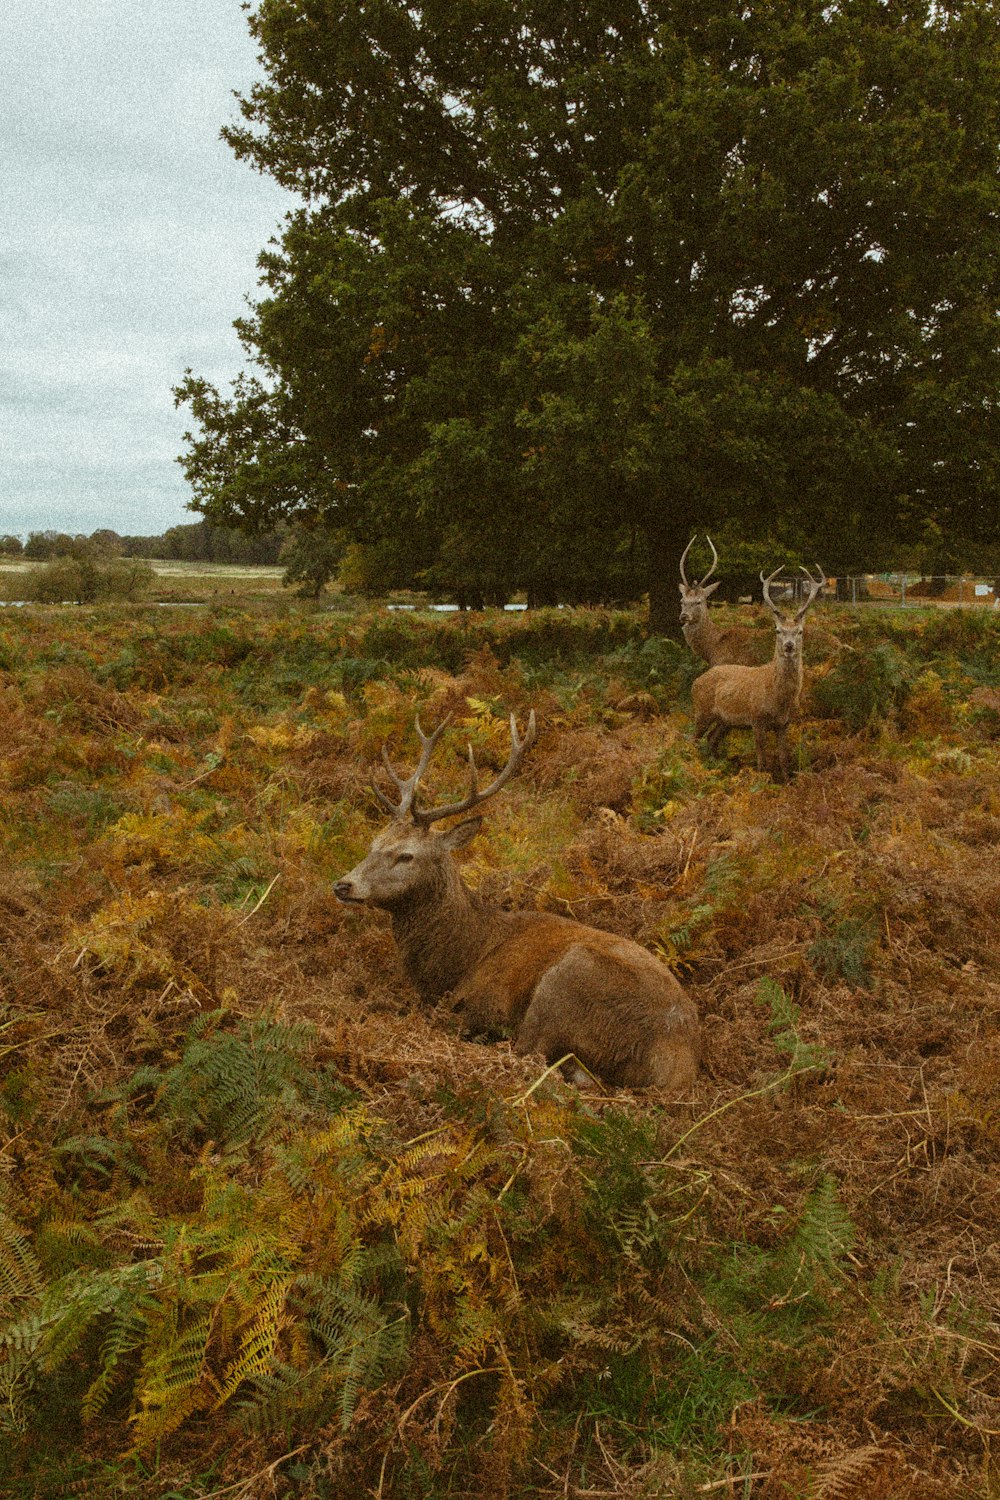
(682, 613, 717, 662)
(390, 863, 497, 1001)
(770, 649, 803, 713)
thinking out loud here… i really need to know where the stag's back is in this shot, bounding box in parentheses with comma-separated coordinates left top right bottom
(704, 623, 770, 668)
(452, 912, 699, 1090)
(692, 658, 798, 729)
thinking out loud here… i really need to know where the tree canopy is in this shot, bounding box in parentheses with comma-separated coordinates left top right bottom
(176, 0, 1000, 626)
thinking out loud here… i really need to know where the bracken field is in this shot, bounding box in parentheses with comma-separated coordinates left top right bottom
(1, 597, 1000, 1499)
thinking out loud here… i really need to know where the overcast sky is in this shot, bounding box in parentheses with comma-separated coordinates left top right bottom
(1, 0, 294, 539)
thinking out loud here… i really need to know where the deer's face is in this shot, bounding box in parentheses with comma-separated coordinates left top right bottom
(773, 617, 804, 661)
(334, 817, 482, 909)
(678, 581, 719, 627)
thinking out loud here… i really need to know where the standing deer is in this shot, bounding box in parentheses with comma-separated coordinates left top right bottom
(691, 565, 826, 780)
(679, 535, 768, 666)
(334, 716, 700, 1091)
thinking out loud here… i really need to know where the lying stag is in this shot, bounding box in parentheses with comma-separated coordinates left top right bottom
(334, 716, 700, 1091)
(679, 535, 768, 666)
(691, 565, 826, 780)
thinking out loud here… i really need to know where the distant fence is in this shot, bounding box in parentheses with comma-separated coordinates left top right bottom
(765, 574, 1000, 609)
(384, 575, 1000, 613)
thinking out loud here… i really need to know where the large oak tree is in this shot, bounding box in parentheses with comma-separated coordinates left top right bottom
(177, 0, 1000, 627)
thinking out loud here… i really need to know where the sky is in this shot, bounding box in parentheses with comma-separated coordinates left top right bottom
(1, 0, 295, 540)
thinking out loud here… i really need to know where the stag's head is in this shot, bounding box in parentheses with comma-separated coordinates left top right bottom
(761, 564, 826, 660)
(334, 713, 537, 910)
(678, 535, 721, 626)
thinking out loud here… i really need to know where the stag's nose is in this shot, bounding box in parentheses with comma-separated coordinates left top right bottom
(334, 879, 356, 904)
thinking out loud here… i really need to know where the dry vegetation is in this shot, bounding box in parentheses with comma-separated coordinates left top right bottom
(1, 600, 999, 1498)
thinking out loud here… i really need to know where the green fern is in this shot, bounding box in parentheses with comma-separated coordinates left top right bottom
(0, 1343, 35, 1434)
(755, 977, 831, 1076)
(54, 1134, 150, 1186)
(0, 1260, 158, 1434)
(239, 1360, 335, 1435)
(792, 1174, 856, 1275)
(129, 1011, 319, 1148)
(81, 1299, 151, 1423)
(659, 903, 714, 956)
(0, 1209, 44, 1311)
(214, 1279, 293, 1408)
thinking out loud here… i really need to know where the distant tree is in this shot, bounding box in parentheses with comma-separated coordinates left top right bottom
(177, 0, 1000, 629)
(88, 529, 123, 557)
(23, 532, 61, 561)
(280, 525, 345, 598)
(24, 532, 94, 562)
(119, 534, 160, 559)
(99, 559, 155, 600)
(0, 535, 22, 557)
(116, 520, 284, 565)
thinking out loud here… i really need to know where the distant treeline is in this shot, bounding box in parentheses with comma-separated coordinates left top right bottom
(0, 522, 285, 566)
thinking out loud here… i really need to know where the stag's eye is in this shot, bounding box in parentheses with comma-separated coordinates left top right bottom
(394, 853, 414, 864)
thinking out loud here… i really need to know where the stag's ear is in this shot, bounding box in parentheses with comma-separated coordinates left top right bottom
(703, 580, 722, 597)
(439, 816, 483, 850)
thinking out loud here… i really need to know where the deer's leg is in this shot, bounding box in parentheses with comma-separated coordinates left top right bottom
(775, 724, 791, 782)
(753, 723, 768, 773)
(448, 980, 506, 1040)
(707, 721, 728, 758)
(515, 951, 605, 1087)
(517, 948, 698, 1092)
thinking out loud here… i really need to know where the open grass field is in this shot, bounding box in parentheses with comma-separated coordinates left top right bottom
(1, 599, 999, 1497)
(0, 558, 287, 605)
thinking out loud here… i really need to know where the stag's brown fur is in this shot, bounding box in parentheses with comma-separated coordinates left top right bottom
(690, 565, 824, 780)
(692, 647, 804, 779)
(678, 535, 768, 666)
(680, 605, 770, 668)
(336, 792, 699, 1091)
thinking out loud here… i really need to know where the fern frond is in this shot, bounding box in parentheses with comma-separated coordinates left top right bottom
(0, 1308, 47, 1355)
(0, 1344, 36, 1433)
(755, 977, 831, 1075)
(239, 1361, 322, 1433)
(138, 1308, 212, 1406)
(813, 1444, 886, 1498)
(214, 1283, 292, 1409)
(80, 1300, 149, 1423)
(0, 1211, 44, 1310)
(794, 1174, 855, 1274)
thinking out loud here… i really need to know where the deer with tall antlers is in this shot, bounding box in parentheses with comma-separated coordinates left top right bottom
(334, 715, 700, 1091)
(679, 535, 769, 666)
(691, 565, 826, 780)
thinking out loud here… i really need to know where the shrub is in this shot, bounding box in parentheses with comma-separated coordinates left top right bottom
(809, 640, 913, 729)
(97, 560, 154, 602)
(26, 557, 101, 604)
(24, 558, 154, 605)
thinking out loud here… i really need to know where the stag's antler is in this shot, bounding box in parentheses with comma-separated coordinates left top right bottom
(679, 535, 719, 590)
(761, 564, 826, 620)
(794, 564, 826, 622)
(375, 712, 537, 826)
(372, 716, 452, 820)
(760, 564, 786, 617)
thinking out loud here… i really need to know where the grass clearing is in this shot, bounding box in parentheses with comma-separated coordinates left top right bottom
(0, 599, 998, 1496)
(0, 557, 289, 605)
